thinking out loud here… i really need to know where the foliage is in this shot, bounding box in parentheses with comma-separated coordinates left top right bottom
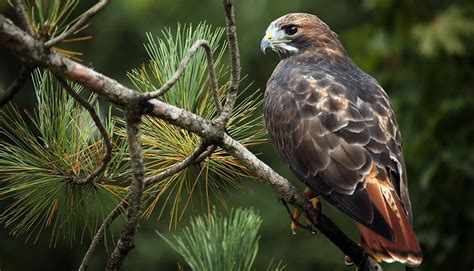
(126, 23, 266, 227)
(0, 70, 128, 245)
(412, 6, 474, 56)
(158, 207, 263, 271)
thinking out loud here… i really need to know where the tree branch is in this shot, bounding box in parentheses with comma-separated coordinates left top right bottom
(0, 11, 381, 271)
(215, 0, 240, 126)
(79, 202, 126, 271)
(142, 39, 221, 114)
(144, 141, 213, 187)
(44, 0, 110, 48)
(0, 15, 137, 106)
(106, 107, 144, 270)
(0, 64, 31, 107)
(56, 76, 112, 185)
(12, 0, 35, 36)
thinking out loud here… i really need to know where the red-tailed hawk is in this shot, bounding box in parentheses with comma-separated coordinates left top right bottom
(261, 13, 422, 267)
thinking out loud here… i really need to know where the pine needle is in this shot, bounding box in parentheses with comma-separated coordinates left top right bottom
(123, 23, 267, 228)
(158, 207, 262, 271)
(0, 69, 129, 245)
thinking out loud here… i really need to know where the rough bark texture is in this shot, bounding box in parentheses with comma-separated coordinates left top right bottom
(106, 107, 144, 270)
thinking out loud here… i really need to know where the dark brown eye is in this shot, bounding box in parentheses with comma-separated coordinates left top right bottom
(285, 25, 298, 36)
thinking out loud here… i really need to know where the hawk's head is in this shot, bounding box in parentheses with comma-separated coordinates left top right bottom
(261, 13, 346, 58)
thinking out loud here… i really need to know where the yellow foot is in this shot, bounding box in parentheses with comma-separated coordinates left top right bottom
(288, 187, 321, 235)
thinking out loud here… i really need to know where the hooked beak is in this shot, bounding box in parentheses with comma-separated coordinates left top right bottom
(261, 32, 273, 54)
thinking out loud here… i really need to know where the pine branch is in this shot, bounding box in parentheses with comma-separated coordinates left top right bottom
(144, 141, 214, 187)
(56, 76, 112, 185)
(12, 0, 35, 36)
(78, 203, 125, 271)
(0, 6, 383, 271)
(106, 107, 144, 270)
(0, 64, 32, 107)
(215, 0, 240, 126)
(143, 39, 222, 115)
(44, 0, 110, 48)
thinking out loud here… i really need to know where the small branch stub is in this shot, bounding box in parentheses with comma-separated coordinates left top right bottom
(0, 64, 32, 107)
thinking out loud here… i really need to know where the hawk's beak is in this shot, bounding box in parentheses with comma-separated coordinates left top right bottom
(261, 32, 273, 54)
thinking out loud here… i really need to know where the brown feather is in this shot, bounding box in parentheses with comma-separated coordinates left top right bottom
(357, 166, 422, 267)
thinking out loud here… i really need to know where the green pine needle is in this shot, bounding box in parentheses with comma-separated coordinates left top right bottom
(125, 23, 267, 227)
(158, 207, 262, 271)
(0, 70, 129, 245)
(20, 0, 80, 38)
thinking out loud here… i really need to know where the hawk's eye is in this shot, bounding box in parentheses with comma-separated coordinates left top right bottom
(285, 25, 298, 36)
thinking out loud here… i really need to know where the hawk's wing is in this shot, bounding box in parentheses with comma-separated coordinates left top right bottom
(264, 62, 413, 241)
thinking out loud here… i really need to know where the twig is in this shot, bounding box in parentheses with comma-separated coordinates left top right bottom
(142, 39, 221, 113)
(144, 141, 213, 187)
(78, 203, 126, 271)
(0, 64, 32, 107)
(215, 0, 240, 126)
(106, 107, 144, 270)
(44, 0, 110, 48)
(78, 142, 216, 270)
(56, 76, 112, 185)
(12, 0, 35, 36)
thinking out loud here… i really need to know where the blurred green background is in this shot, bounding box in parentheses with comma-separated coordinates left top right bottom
(1, 0, 473, 270)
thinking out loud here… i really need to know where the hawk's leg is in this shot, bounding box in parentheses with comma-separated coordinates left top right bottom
(279, 187, 321, 235)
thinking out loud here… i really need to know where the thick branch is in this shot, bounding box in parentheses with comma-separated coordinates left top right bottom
(0, 64, 31, 107)
(0, 14, 138, 105)
(215, 0, 240, 126)
(106, 107, 144, 270)
(44, 0, 110, 48)
(143, 39, 221, 114)
(56, 76, 112, 185)
(12, 0, 35, 36)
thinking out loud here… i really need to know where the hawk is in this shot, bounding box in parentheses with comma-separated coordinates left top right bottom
(261, 13, 422, 267)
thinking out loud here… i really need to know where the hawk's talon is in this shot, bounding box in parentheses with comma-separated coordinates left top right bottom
(279, 195, 314, 234)
(279, 188, 321, 235)
(344, 255, 355, 267)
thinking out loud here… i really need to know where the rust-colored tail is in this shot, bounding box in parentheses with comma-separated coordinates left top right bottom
(358, 179, 423, 267)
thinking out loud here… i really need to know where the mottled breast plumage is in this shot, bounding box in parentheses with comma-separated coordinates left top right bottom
(264, 52, 409, 229)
